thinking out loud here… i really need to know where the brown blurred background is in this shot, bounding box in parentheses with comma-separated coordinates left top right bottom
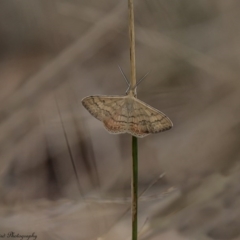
(0, 0, 240, 239)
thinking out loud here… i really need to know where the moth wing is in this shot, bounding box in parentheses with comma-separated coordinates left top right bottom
(128, 98, 173, 137)
(82, 95, 129, 134)
(103, 100, 130, 134)
(82, 95, 124, 121)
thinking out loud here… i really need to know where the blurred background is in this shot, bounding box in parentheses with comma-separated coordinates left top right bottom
(0, 0, 240, 239)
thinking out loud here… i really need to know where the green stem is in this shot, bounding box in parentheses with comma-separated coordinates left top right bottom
(132, 136, 138, 240)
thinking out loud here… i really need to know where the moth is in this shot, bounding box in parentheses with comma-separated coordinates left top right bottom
(82, 68, 173, 138)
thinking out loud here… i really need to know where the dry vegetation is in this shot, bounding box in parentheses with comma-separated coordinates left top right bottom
(0, 0, 240, 239)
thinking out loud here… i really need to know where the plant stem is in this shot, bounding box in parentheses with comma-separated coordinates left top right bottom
(128, 0, 137, 89)
(132, 135, 138, 240)
(128, 0, 138, 240)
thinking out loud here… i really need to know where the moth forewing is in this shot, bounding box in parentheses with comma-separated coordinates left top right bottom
(134, 98, 173, 132)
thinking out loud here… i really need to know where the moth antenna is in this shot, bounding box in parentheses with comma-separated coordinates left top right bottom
(118, 65, 130, 86)
(133, 72, 150, 90)
(125, 85, 131, 94)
